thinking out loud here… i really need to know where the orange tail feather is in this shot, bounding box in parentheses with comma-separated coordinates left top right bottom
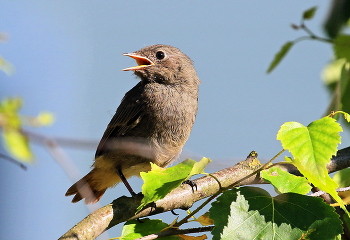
(65, 170, 107, 204)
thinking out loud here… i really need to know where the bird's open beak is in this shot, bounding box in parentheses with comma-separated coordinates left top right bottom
(122, 53, 154, 71)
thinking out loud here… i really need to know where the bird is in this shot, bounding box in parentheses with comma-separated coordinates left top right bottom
(65, 44, 200, 204)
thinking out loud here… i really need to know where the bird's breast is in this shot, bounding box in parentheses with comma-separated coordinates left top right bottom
(142, 84, 198, 142)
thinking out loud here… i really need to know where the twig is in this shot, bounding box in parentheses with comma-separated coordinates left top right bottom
(291, 21, 333, 44)
(0, 152, 27, 170)
(44, 138, 105, 222)
(22, 129, 98, 149)
(135, 226, 213, 240)
(309, 186, 350, 197)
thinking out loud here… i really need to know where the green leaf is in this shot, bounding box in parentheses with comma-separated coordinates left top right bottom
(266, 41, 293, 73)
(333, 168, 350, 188)
(339, 63, 350, 116)
(189, 157, 211, 176)
(138, 157, 211, 211)
(261, 166, 311, 194)
(334, 35, 350, 62)
(120, 218, 180, 240)
(344, 112, 350, 122)
(0, 97, 22, 116)
(322, 60, 350, 118)
(276, 117, 348, 214)
(35, 112, 55, 126)
(302, 6, 317, 20)
(321, 58, 347, 85)
(2, 129, 33, 162)
(210, 187, 342, 240)
(284, 156, 293, 163)
(277, 118, 341, 184)
(0, 98, 34, 163)
(323, 2, 350, 38)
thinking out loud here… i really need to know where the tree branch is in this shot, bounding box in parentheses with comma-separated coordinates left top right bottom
(0, 152, 27, 170)
(59, 146, 350, 240)
(135, 226, 214, 240)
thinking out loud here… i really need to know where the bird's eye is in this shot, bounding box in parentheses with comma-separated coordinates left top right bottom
(156, 51, 165, 60)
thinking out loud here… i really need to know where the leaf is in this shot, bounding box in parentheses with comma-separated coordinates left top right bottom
(284, 156, 293, 163)
(344, 112, 350, 122)
(277, 117, 348, 214)
(277, 118, 341, 184)
(261, 166, 311, 194)
(178, 234, 207, 240)
(0, 97, 22, 115)
(120, 218, 180, 240)
(266, 41, 293, 73)
(302, 6, 317, 20)
(189, 157, 211, 176)
(36, 112, 55, 126)
(322, 60, 350, 119)
(138, 158, 211, 211)
(0, 55, 15, 75)
(334, 35, 350, 62)
(0, 98, 34, 162)
(321, 58, 347, 85)
(323, 1, 350, 38)
(333, 168, 350, 188)
(210, 187, 343, 240)
(339, 63, 350, 117)
(2, 129, 33, 162)
(196, 212, 214, 226)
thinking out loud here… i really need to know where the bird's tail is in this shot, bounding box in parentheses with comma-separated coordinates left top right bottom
(65, 168, 121, 204)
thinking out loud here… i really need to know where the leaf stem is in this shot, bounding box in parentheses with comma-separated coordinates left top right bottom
(295, 22, 333, 44)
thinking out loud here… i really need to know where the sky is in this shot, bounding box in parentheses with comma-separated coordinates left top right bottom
(1, 1, 348, 239)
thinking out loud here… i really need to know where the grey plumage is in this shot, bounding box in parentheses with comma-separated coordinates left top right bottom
(66, 44, 200, 204)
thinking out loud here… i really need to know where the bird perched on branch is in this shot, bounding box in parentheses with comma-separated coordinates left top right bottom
(65, 44, 200, 204)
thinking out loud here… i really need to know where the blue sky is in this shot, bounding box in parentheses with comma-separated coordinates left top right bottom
(1, 1, 348, 239)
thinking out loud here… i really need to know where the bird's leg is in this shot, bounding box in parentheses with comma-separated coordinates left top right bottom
(116, 168, 137, 197)
(171, 210, 179, 215)
(182, 179, 197, 193)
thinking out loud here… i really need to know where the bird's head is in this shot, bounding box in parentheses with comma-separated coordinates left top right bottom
(122, 44, 200, 86)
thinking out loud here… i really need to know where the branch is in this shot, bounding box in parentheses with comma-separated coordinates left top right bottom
(309, 186, 350, 197)
(59, 146, 350, 240)
(0, 152, 27, 170)
(22, 129, 98, 149)
(135, 226, 214, 240)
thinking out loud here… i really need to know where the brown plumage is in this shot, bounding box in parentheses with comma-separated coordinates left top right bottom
(65, 44, 200, 204)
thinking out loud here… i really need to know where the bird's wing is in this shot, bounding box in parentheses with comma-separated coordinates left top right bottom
(95, 83, 145, 158)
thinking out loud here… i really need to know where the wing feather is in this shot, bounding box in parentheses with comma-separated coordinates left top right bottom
(95, 82, 145, 158)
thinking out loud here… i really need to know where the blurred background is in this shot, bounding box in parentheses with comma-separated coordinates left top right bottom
(1, 1, 349, 239)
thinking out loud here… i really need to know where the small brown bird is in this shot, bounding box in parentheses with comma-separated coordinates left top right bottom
(65, 44, 200, 204)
